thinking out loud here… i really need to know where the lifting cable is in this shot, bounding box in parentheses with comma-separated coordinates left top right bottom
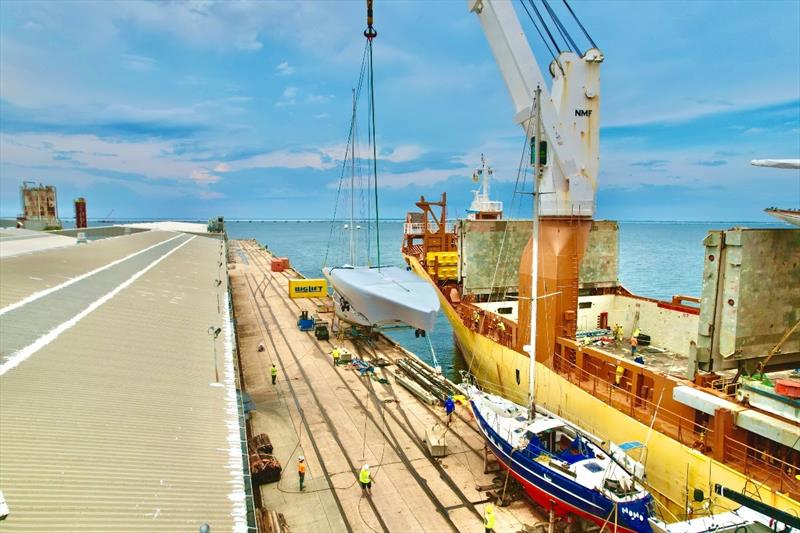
(542, 0, 580, 53)
(425, 334, 440, 371)
(518, 0, 559, 62)
(364, 0, 381, 270)
(562, 0, 599, 50)
(487, 95, 537, 303)
(524, 0, 563, 56)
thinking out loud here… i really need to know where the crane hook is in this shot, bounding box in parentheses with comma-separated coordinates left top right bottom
(364, 0, 377, 40)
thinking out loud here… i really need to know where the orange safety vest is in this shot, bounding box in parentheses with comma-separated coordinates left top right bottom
(298, 462, 306, 474)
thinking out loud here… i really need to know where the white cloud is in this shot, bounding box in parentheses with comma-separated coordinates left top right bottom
(275, 61, 295, 76)
(196, 189, 225, 200)
(598, 148, 759, 189)
(227, 149, 337, 172)
(234, 36, 263, 52)
(0, 167, 204, 208)
(377, 168, 463, 189)
(190, 169, 221, 185)
(0, 133, 223, 184)
(120, 53, 156, 72)
(305, 93, 334, 104)
(383, 145, 425, 163)
(276, 86, 298, 107)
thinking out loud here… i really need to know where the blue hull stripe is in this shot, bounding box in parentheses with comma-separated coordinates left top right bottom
(472, 401, 652, 532)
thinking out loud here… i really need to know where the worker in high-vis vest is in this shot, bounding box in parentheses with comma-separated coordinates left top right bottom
(483, 503, 495, 533)
(332, 347, 341, 366)
(270, 363, 278, 385)
(630, 334, 639, 359)
(615, 363, 625, 386)
(298, 456, 306, 491)
(359, 464, 372, 495)
(612, 323, 624, 343)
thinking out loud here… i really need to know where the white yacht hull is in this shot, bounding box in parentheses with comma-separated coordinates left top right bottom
(324, 265, 440, 332)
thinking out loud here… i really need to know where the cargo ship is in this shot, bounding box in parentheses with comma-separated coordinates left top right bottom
(399, 0, 800, 520)
(402, 189, 799, 519)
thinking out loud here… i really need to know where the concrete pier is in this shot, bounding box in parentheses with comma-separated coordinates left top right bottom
(229, 239, 546, 533)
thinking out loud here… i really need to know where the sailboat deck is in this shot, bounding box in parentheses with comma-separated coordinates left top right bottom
(471, 389, 646, 505)
(229, 240, 546, 533)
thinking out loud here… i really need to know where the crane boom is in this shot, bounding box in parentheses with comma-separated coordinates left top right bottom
(468, 0, 603, 217)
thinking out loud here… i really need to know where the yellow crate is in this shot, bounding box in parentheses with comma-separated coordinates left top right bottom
(426, 251, 458, 279)
(288, 278, 328, 299)
(426, 251, 458, 265)
(436, 267, 457, 279)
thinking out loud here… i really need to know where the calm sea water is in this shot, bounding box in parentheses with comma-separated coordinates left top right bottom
(47, 217, 783, 377)
(223, 219, 785, 378)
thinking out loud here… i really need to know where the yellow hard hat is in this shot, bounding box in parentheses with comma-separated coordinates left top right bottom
(486, 504, 494, 513)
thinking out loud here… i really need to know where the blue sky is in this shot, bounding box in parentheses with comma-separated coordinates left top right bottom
(1, 0, 798, 222)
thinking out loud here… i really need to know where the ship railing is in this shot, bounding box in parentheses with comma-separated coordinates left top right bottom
(457, 303, 517, 348)
(403, 222, 456, 235)
(722, 435, 799, 498)
(709, 376, 740, 398)
(551, 351, 712, 452)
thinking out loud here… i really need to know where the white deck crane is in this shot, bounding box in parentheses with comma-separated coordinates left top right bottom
(468, 0, 603, 217)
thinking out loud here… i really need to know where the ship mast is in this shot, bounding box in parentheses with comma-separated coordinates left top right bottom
(480, 154, 490, 201)
(528, 86, 542, 420)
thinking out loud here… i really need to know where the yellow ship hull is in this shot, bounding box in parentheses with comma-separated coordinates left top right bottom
(406, 256, 800, 517)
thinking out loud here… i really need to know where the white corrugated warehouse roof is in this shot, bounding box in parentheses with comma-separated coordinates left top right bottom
(0, 231, 249, 531)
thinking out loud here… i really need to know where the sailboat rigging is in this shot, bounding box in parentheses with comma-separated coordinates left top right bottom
(461, 87, 655, 532)
(323, 0, 440, 335)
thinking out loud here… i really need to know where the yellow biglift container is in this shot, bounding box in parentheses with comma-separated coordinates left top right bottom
(288, 278, 328, 299)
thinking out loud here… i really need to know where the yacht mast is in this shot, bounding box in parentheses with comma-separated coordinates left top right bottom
(528, 86, 542, 420)
(349, 89, 356, 265)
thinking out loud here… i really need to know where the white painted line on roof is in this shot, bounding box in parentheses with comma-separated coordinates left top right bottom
(0, 236, 196, 377)
(0, 233, 182, 317)
(222, 291, 248, 532)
